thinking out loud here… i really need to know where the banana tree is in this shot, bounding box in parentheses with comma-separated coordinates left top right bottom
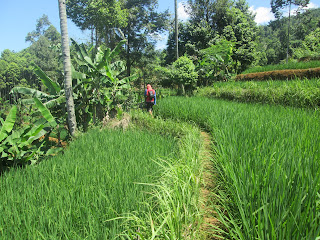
(71, 39, 137, 130)
(10, 63, 66, 109)
(10, 63, 67, 141)
(0, 98, 59, 172)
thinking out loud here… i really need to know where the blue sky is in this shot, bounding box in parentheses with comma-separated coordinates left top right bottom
(0, 0, 319, 53)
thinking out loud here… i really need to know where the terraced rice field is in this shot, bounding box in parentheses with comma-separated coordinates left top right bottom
(154, 96, 320, 239)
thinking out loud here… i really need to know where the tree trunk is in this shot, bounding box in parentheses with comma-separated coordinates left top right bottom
(175, 0, 179, 60)
(126, 30, 131, 77)
(286, 1, 291, 64)
(58, 0, 77, 136)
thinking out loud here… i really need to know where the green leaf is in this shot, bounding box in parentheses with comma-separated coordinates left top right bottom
(10, 87, 51, 99)
(0, 105, 17, 142)
(44, 96, 66, 109)
(46, 147, 63, 156)
(84, 56, 95, 68)
(71, 64, 87, 80)
(109, 39, 126, 60)
(32, 63, 61, 95)
(33, 97, 57, 128)
(27, 129, 47, 145)
(121, 74, 138, 83)
(96, 48, 111, 70)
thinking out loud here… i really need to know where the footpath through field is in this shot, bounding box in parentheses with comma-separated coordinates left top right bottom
(200, 131, 223, 239)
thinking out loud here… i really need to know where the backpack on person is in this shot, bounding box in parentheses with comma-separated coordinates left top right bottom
(148, 90, 155, 99)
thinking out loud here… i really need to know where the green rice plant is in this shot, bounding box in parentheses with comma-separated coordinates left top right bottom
(119, 111, 204, 239)
(196, 78, 320, 109)
(0, 128, 178, 239)
(154, 97, 320, 240)
(242, 60, 320, 74)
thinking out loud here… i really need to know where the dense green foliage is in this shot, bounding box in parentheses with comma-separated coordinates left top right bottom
(1, 2, 320, 98)
(197, 39, 234, 84)
(0, 100, 60, 172)
(166, 0, 258, 73)
(171, 55, 198, 94)
(0, 128, 178, 239)
(0, 15, 62, 103)
(154, 96, 320, 239)
(195, 78, 320, 109)
(71, 39, 137, 131)
(257, 8, 320, 65)
(66, 0, 170, 78)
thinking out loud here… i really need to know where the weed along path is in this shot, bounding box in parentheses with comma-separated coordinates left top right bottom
(199, 131, 222, 239)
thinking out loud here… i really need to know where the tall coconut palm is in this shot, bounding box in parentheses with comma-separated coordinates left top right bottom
(58, 0, 77, 136)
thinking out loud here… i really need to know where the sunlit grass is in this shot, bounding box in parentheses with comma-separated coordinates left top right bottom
(154, 97, 320, 239)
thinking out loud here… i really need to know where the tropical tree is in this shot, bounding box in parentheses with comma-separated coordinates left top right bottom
(171, 55, 198, 95)
(66, 0, 170, 78)
(169, 0, 257, 72)
(71, 39, 137, 130)
(66, 0, 128, 47)
(58, 0, 77, 137)
(25, 15, 62, 82)
(0, 50, 37, 102)
(271, 0, 310, 63)
(197, 39, 234, 85)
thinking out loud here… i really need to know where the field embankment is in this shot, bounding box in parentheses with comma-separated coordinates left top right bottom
(196, 78, 320, 109)
(241, 60, 320, 75)
(154, 96, 320, 240)
(236, 67, 320, 81)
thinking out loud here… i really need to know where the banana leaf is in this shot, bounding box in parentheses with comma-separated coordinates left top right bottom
(32, 63, 61, 95)
(10, 87, 51, 99)
(44, 95, 66, 109)
(0, 105, 17, 142)
(109, 39, 126, 61)
(96, 48, 111, 70)
(71, 38, 87, 60)
(120, 74, 138, 84)
(71, 64, 86, 80)
(33, 97, 57, 128)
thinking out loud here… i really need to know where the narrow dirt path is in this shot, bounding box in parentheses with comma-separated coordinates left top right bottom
(199, 131, 223, 239)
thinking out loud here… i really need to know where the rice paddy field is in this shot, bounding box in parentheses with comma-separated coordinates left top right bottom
(196, 78, 320, 109)
(1, 91, 320, 239)
(0, 128, 179, 239)
(154, 96, 320, 239)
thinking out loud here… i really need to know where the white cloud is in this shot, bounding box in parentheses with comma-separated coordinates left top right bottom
(155, 32, 168, 50)
(280, 2, 318, 17)
(155, 42, 167, 50)
(249, 6, 275, 25)
(303, 2, 319, 9)
(178, 2, 190, 21)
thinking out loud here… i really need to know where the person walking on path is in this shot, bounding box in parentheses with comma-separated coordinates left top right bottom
(144, 84, 156, 115)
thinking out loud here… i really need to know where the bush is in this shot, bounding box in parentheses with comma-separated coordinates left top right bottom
(171, 55, 198, 95)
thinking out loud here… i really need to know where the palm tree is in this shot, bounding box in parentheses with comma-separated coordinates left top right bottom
(58, 0, 77, 136)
